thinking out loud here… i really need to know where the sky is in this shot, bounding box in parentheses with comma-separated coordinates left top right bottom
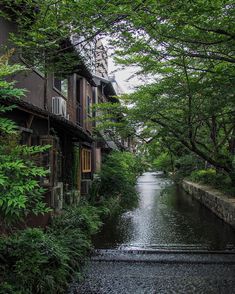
(108, 57, 142, 94)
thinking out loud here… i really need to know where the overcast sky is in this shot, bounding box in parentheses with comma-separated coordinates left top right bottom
(107, 49, 142, 94)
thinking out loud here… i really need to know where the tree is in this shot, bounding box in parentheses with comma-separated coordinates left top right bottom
(2, 0, 235, 184)
(0, 0, 132, 74)
(96, 0, 235, 185)
(0, 51, 50, 228)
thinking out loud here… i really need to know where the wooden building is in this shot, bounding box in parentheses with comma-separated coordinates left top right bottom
(0, 11, 133, 226)
(0, 16, 98, 225)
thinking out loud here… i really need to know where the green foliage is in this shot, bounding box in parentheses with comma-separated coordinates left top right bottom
(0, 51, 25, 134)
(50, 203, 102, 237)
(174, 154, 204, 178)
(49, 203, 103, 277)
(91, 0, 235, 186)
(0, 52, 51, 227)
(90, 151, 144, 213)
(190, 168, 217, 185)
(1, 0, 129, 74)
(2, 2, 235, 187)
(147, 135, 205, 181)
(152, 152, 172, 173)
(0, 203, 104, 293)
(0, 228, 70, 294)
(0, 135, 51, 224)
(189, 168, 234, 195)
(188, 168, 235, 197)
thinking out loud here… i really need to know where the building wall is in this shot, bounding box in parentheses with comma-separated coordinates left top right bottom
(0, 15, 101, 214)
(0, 17, 16, 45)
(0, 17, 95, 131)
(67, 74, 76, 123)
(81, 78, 93, 133)
(15, 70, 45, 109)
(95, 148, 102, 171)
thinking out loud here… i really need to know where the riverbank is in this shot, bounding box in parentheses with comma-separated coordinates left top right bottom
(182, 180, 235, 229)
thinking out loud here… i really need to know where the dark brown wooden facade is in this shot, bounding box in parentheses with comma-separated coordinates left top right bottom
(0, 16, 97, 224)
(0, 14, 134, 226)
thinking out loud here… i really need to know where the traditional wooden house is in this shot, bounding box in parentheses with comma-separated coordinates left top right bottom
(92, 41, 135, 168)
(0, 15, 97, 225)
(0, 7, 135, 226)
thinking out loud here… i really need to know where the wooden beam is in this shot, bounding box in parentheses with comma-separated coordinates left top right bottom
(18, 106, 46, 119)
(26, 114, 34, 129)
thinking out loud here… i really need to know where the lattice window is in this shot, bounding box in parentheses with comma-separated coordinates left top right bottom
(82, 149, 91, 173)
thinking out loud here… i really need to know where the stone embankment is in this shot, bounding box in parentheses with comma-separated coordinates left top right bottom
(183, 180, 235, 229)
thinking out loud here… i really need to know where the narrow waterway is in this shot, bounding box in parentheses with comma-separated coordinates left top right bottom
(94, 172, 235, 251)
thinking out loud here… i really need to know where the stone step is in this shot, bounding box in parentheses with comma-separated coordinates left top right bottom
(92, 249, 235, 264)
(117, 242, 235, 252)
(70, 254, 235, 294)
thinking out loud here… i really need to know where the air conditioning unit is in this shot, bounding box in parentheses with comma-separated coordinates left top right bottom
(81, 180, 92, 195)
(51, 182, 63, 211)
(52, 97, 67, 118)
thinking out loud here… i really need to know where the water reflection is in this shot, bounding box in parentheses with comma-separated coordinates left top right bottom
(94, 172, 235, 250)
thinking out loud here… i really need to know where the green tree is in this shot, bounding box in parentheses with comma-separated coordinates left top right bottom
(0, 51, 50, 228)
(90, 151, 144, 212)
(94, 0, 235, 185)
(2, 0, 235, 184)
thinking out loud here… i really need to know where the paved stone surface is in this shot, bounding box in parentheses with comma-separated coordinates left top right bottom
(70, 250, 235, 294)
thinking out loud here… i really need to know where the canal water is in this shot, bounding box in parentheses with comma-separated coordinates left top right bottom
(94, 172, 235, 251)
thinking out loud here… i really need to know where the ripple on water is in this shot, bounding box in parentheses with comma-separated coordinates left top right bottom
(94, 172, 235, 251)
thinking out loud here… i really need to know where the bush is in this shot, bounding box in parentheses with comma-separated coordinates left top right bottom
(174, 154, 204, 178)
(0, 203, 104, 294)
(189, 169, 235, 195)
(49, 203, 103, 277)
(90, 151, 143, 212)
(0, 53, 51, 227)
(51, 203, 102, 236)
(0, 228, 70, 294)
(190, 168, 217, 185)
(152, 152, 172, 173)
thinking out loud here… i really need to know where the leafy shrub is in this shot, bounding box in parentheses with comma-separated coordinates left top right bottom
(189, 169, 235, 195)
(90, 151, 143, 212)
(49, 203, 103, 277)
(0, 228, 70, 294)
(0, 204, 104, 294)
(0, 136, 51, 226)
(174, 154, 204, 178)
(152, 152, 172, 173)
(0, 52, 51, 227)
(190, 168, 217, 185)
(51, 203, 102, 236)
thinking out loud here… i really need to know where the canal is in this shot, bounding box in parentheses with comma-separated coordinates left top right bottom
(94, 172, 235, 251)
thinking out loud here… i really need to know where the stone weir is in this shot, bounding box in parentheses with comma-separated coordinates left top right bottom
(69, 249, 235, 294)
(182, 180, 235, 229)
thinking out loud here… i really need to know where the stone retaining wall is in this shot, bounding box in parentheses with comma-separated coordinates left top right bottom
(182, 180, 235, 229)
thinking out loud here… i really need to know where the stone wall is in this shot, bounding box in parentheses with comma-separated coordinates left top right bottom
(182, 180, 235, 229)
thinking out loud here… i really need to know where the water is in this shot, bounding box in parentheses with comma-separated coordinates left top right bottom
(94, 172, 235, 251)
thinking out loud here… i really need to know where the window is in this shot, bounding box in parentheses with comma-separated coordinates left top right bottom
(76, 79, 82, 125)
(54, 75, 68, 97)
(39, 136, 60, 186)
(82, 149, 91, 173)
